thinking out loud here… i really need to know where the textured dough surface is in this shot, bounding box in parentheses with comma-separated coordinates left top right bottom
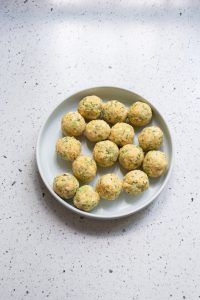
(119, 144, 144, 170)
(143, 150, 168, 177)
(84, 120, 110, 142)
(96, 173, 122, 200)
(56, 136, 81, 161)
(78, 95, 102, 120)
(73, 185, 100, 211)
(53, 173, 79, 199)
(128, 101, 152, 126)
(122, 170, 149, 195)
(138, 126, 163, 151)
(102, 100, 128, 124)
(93, 140, 119, 167)
(109, 122, 134, 146)
(61, 112, 86, 136)
(72, 155, 97, 182)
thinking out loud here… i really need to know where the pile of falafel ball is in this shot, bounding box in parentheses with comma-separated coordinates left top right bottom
(53, 95, 168, 212)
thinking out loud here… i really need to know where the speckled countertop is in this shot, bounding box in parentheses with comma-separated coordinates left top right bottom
(0, 1, 200, 299)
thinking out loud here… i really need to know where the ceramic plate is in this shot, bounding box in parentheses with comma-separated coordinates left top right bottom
(36, 87, 173, 219)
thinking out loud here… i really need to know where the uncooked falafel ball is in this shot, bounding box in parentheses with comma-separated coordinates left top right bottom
(138, 126, 163, 151)
(143, 150, 168, 177)
(96, 173, 122, 200)
(73, 185, 100, 211)
(84, 120, 110, 142)
(128, 101, 152, 126)
(72, 155, 97, 182)
(78, 95, 103, 120)
(56, 136, 81, 161)
(53, 173, 79, 199)
(109, 122, 134, 146)
(122, 170, 149, 195)
(93, 140, 119, 167)
(61, 112, 86, 137)
(119, 144, 144, 170)
(102, 100, 128, 124)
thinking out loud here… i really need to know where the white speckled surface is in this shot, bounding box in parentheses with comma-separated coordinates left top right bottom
(0, 1, 200, 299)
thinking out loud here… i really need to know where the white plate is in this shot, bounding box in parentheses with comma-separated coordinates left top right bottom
(36, 87, 173, 219)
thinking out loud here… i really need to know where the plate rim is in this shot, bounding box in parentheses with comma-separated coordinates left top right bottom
(36, 86, 174, 220)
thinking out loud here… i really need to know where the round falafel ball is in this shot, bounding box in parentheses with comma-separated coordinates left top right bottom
(138, 126, 163, 151)
(61, 112, 86, 137)
(102, 100, 128, 124)
(84, 120, 111, 142)
(78, 95, 102, 120)
(93, 140, 119, 167)
(53, 173, 79, 199)
(56, 136, 81, 161)
(73, 185, 100, 211)
(109, 122, 134, 146)
(119, 144, 144, 170)
(143, 150, 168, 177)
(122, 170, 149, 195)
(128, 101, 152, 126)
(96, 173, 122, 200)
(72, 155, 97, 182)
